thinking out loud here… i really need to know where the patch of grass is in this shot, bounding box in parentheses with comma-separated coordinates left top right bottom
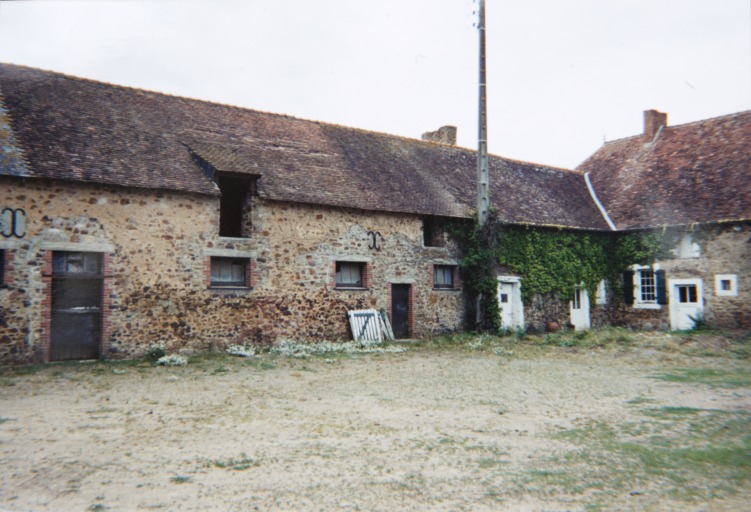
(626, 396, 655, 405)
(547, 408, 751, 502)
(170, 475, 191, 484)
(211, 454, 257, 471)
(652, 367, 751, 388)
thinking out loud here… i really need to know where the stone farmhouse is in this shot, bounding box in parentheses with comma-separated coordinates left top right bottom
(0, 63, 749, 362)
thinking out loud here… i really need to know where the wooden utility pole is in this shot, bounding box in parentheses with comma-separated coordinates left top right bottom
(476, 0, 490, 227)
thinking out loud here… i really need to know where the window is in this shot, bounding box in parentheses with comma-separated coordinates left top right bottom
(572, 287, 582, 310)
(623, 267, 667, 308)
(217, 174, 252, 238)
(0, 249, 5, 286)
(211, 257, 249, 288)
(433, 265, 458, 289)
(335, 262, 366, 288)
(53, 252, 102, 275)
(715, 274, 738, 297)
(423, 217, 446, 248)
(677, 284, 699, 304)
(595, 279, 607, 305)
(640, 270, 657, 303)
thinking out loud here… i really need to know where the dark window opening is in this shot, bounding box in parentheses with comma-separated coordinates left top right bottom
(721, 279, 732, 291)
(211, 257, 249, 288)
(336, 262, 365, 288)
(423, 218, 446, 247)
(218, 174, 252, 238)
(572, 288, 582, 309)
(678, 285, 698, 304)
(433, 265, 456, 289)
(0, 249, 5, 286)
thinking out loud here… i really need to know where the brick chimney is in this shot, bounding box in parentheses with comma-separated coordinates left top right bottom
(422, 125, 457, 145)
(643, 109, 667, 142)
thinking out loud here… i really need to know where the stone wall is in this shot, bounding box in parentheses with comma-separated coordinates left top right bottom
(658, 224, 751, 329)
(594, 224, 750, 331)
(502, 223, 751, 332)
(0, 176, 464, 363)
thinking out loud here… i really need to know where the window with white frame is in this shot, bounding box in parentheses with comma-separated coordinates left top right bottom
(715, 274, 738, 297)
(624, 267, 667, 308)
(595, 279, 607, 305)
(335, 261, 365, 288)
(640, 270, 657, 302)
(210, 257, 249, 288)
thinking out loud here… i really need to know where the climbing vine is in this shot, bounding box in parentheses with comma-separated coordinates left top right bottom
(449, 211, 683, 331)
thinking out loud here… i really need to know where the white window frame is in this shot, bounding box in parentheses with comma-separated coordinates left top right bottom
(714, 274, 738, 297)
(631, 264, 662, 310)
(595, 279, 607, 305)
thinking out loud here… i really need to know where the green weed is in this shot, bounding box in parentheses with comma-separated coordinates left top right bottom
(212, 454, 257, 471)
(653, 368, 751, 388)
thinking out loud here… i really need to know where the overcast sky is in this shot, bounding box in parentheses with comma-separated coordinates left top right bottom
(0, 0, 749, 169)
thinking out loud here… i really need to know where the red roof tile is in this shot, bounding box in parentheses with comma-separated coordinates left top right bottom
(579, 110, 751, 229)
(0, 63, 609, 229)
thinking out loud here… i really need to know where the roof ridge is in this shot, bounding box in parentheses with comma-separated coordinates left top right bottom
(600, 109, 751, 147)
(1, 62, 581, 174)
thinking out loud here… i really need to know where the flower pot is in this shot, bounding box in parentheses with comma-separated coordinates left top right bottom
(546, 321, 560, 333)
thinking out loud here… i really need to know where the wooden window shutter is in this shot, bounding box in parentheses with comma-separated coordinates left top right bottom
(655, 270, 668, 305)
(622, 270, 635, 305)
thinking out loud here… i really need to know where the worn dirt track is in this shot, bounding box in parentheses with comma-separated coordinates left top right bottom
(1, 341, 750, 511)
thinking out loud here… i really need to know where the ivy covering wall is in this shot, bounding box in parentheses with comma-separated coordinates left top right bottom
(449, 211, 683, 332)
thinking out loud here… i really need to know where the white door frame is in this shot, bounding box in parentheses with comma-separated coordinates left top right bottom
(497, 276, 524, 330)
(570, 285, 591, 331)
(668, 278, 704, 330)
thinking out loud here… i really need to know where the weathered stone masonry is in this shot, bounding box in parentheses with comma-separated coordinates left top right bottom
(0, 176, 464, 362)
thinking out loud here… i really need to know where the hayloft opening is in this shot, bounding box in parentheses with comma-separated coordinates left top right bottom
(217, 174, 253, 238)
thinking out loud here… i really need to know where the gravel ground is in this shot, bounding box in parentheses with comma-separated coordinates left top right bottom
(1, 334, 750, 511)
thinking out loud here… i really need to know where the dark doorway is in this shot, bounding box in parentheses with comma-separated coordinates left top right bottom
(217, 174, 250, 237)
(50, 252, 103, 361)
(391, 284, 411, 339)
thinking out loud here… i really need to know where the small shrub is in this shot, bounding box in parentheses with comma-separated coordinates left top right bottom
(689, 313, 713, 332)
(145, 343, 166, 362)
(157, 355, 188, 367)
(226, 344, 256, 358)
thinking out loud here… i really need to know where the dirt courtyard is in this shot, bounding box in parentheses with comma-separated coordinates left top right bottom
(1, 332, 750, 511)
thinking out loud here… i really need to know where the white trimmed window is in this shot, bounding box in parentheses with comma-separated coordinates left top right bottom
(715, 274, 738, 297)
(624, 266, 667, 308)
(595, 279, 607, 305)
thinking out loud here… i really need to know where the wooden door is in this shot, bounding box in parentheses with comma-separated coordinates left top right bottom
(391, 284, 410, 339)
(50, 252, 103, 361)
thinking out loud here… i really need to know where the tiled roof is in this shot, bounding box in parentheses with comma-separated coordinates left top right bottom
(0, 63, 609, 229)
(579, 110, 751, 230)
